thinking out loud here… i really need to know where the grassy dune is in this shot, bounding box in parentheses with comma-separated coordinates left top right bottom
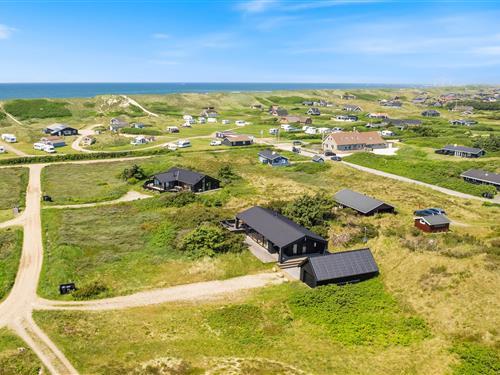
(0, 328, 44, 375)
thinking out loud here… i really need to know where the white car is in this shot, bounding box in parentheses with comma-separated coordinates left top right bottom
(269, 128, 279, 135)
(305, 127, 318, 135)
(177, 139, 191, 148)
(44, 145, 56, 153)
(1, 134, 17, 143)
(235, 120, 246, 126)
(222, 120, 231, 125)
(33, 142, 46, 151)
(210, 139, 222, 146)
(0, 146, 6, 153)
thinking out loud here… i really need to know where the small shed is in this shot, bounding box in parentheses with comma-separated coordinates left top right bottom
(300, 248, 379, 287)
(258, 149, 289, 167)
(414, 214, 450, 233)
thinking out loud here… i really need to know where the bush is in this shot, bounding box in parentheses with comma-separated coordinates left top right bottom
(121, 127, 162, 136)
(4, 99, 71, 120)
(179, 224, 245, 258)
(72, 281, 108, 300)
(472, 134, 500, 153)
(120, 164, 147, 181)
(160, 191, 198, 207)
(217, 165, 240, 184)
(450, 342, 500, 374)
(281, 193, 335, 229)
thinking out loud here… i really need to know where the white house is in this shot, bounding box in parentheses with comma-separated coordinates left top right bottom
(1, 134, 17, 143)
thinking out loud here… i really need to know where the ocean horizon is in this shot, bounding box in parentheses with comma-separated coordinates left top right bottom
(0, 82, 426, 100)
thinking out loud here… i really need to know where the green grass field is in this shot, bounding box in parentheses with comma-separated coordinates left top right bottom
(345, 146, 500, 197)
(0, 328, 45, 374)
(32, 280, 459, 374)
(0, 228, 23, 301)
(0, 167, 28, 221)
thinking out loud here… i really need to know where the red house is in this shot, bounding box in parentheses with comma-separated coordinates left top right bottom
(414, 215, 450, 233)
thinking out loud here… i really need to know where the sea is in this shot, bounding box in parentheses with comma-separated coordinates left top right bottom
(0, 82, 420, 100)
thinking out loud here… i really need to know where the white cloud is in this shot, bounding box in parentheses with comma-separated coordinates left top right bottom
(0, 24, 15, 40)
(152, 33, 170, 39)
(237, 0, 277, 14)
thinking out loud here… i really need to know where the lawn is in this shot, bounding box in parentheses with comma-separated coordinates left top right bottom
(0, 328, 45, 374)
(3, 99, 72, 120)
(344, 146, 500, 197)
(33, 280, 454, 374)
(0, 228, 23, 301)
(0, 167, 28, 221)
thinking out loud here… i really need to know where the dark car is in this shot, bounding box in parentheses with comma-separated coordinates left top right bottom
(330, 156, 342, 161)
(428, 208, 446, 215)
(292, 146, 301, 153)
(413, 209, 437, 217)
(324, 150, 336, 156)
(292, 141, 303, 146)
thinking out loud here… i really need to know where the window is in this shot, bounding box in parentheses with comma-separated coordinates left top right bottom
(293, 244, 297, 255)
(313, 242, 317, 247)
(302, 245, 306, 253)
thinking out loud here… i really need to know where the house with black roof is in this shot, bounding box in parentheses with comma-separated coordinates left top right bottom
(258, 149, 289, 167)
(306, 107, 321, 116)
(300, 248, 379, 287)
(414, 214, 450, 233)
(422, 109, 441, 117)
(460, 169, 500, 190)
(235, 206, 328, 263)
(334, 189, 395, 215)
(43, 123, 78, 137)
(436, 145, 485, 158)
(145, 167, 220, 193)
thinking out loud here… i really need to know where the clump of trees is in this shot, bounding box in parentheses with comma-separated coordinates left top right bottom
(266, 193, 335, 238)
(472, 134, 500, 152)
(179, 224, 245, 258)
(120, 164, 147, 183)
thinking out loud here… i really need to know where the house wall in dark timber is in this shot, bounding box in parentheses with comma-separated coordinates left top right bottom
(281, 237, 326, 259)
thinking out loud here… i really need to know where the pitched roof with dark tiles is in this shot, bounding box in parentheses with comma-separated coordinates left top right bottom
(306, 248, 378, 281)
(334, 189, 393, 214)
(236, 206, 326, 248)
(460, 169, 500, 185)
(154, 167, 209, 185)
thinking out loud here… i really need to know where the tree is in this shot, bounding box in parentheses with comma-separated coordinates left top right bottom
(217, 165, 240, 184)
(472, 134, 500, 152)
(120, 164, 147, 182)
(282, 193, 335, 229)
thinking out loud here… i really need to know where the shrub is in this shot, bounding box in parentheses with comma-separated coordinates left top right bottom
(179, 224, 244, 258)
(119, 164, 147, 181)
(450, 342, 500, 374)
(472, 134, 500, 153)
(217, 165, 240, 184)
(72, 281, 108, 300)
(160, 191, 198, 207)
(282, 193, 335, 229)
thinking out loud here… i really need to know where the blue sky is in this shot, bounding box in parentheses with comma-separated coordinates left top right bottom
(0, 0, 499, 84)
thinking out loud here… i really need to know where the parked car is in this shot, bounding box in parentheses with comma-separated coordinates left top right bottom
(292, 140, 303, 146)
(177, 139, 191, 148)
(324, 150, 336, 156)
(330, 156, 342, 161)
(428, 208, 446, 215)
(269, 128, 279, 135)
(414, 209, 438, 217)
(292, 146, 301, 154)
(235, 120, 246, 126)
(1, 134, 17, 143)
(0, 146, 5, 153)
(210, 140, 222, 146)
(166, 143, 178, 150)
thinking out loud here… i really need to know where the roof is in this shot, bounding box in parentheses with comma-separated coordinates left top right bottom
(419, 214, 451, 226)
(312, 155, 324, 162)
(324, 131, 386, 146)
(153, 167, 212, 186)
(343, 104, 361, 109)
(281, 115, 311, 123)
(258, 149, 287, 161)
(460, 169, 500, 185)
(441, 145, 484, 154)
(334, 189, 393, 214)
(236, 206, 326, 248)
(46, 123, 73, 131)
(225, 135, 252, 142)
(304, 248, 378, 281)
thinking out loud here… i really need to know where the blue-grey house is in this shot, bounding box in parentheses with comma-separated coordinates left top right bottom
(258, 149, 289, 167)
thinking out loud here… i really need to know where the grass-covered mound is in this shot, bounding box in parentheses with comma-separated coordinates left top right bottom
(450, 342, 500, 374)
(0, 329, 44, 374)
(0, 229, 23, 301)
(4, 99, 71, 120)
